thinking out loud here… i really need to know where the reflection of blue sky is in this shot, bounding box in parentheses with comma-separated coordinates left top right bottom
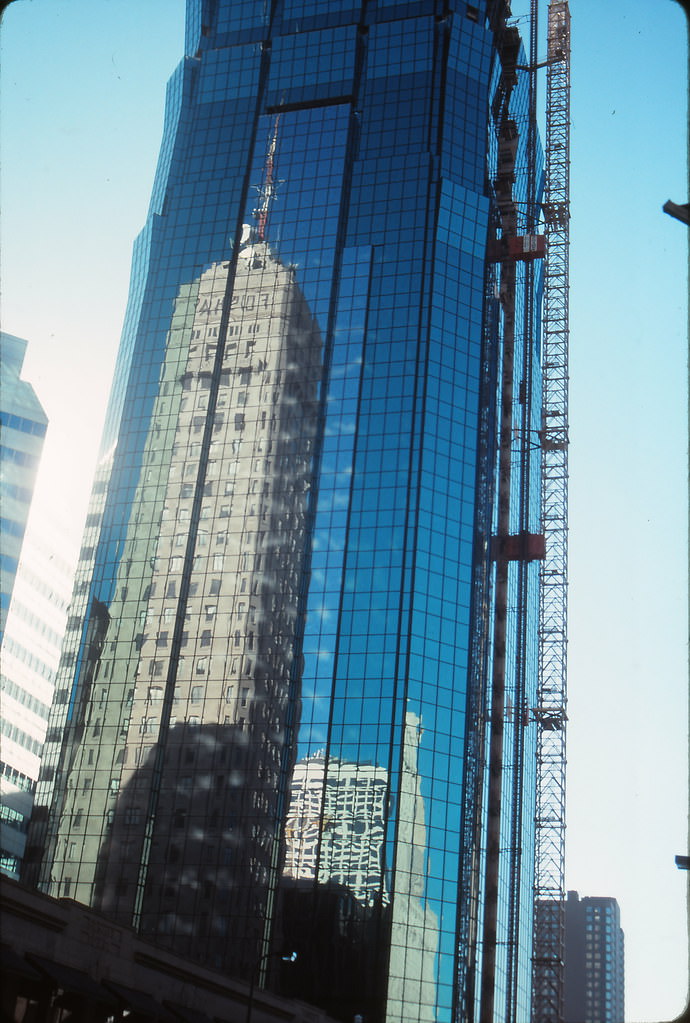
(236, 108, 371, 781)
(245, 108, 350, 318)
(243, 38, 531, 1023)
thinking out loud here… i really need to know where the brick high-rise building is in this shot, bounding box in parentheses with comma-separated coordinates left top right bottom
(563, 891, 625, 1023)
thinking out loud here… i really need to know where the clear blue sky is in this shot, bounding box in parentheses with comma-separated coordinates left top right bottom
(1, 2, 687, 1018)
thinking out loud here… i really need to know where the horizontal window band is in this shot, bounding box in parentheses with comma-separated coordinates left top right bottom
(265, 94, 354, 115)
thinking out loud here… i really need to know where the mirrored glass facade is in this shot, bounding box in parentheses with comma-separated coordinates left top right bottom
(26, 3, 545, 1021)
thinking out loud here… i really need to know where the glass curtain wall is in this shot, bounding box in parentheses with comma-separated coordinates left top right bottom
(26, 3, 543, 1022)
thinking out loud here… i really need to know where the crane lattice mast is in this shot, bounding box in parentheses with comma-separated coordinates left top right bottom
(532, 3, 571, 1022)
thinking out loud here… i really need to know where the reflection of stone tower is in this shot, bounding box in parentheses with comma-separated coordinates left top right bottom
(44, 240, 321, 972)
(386, 712, 438, 1023)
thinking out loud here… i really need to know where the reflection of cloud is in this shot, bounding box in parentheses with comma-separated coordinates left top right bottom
(317, 491, 350, 513)
(312, 530, 344, 551)
(301, 726, 329, 748)
(309, 602, 333, 623)
(297, 699, 332, 732)
(328, 356, 363, 378)
(324, 416, 356, 434)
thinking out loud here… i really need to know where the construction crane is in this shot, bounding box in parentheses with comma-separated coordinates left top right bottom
(532, 3, 571, 1022)
(458, 5, 570, 1020)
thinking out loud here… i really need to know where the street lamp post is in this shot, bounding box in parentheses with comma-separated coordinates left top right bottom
(245, 951, 297, 1023)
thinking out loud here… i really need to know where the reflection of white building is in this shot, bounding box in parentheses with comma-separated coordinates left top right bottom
(40, 238, 321, 970)
(284, 714, 439, 1023)
(0, 524, 74, 878)
(284, 754, 388, 906)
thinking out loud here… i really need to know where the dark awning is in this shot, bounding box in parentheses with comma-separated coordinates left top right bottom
(0, 945, 43, 984)
(26, 954, 117, 1007)
(165, 1002, 215, 1023)
(103, 979, 173, 1019)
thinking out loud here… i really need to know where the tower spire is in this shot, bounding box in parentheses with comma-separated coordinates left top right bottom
(253, 114, 281, 242)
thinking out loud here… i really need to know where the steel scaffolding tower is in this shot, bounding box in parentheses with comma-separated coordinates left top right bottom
(532, 3, 571, 1022)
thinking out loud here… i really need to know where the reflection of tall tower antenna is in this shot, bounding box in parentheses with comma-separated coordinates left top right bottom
(253, 114, 281, 242)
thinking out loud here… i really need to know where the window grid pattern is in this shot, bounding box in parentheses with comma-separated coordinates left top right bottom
(28, 4, 544, 1022)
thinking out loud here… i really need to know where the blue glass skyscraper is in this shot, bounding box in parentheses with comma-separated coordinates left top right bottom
(0, 333, 48, 642)
(27, 3, 545, 1021)
(0, 331, 49, 876)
